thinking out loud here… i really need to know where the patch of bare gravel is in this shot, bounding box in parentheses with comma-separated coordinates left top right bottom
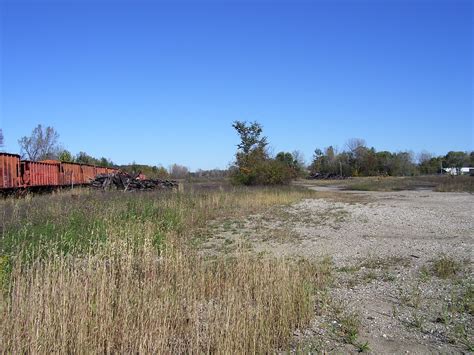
(258, 191, 472, 263)
(206, 189, 474, 353)
(287, 190, 473, 353)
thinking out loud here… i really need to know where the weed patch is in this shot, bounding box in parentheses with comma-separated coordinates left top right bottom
(431, 256, 462, 279)
(0, 186, 331, 353)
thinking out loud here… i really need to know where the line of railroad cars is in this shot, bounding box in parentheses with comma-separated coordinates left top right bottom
(0, 152, 119, 192)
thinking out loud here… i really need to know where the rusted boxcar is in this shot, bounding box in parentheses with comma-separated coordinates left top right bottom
(20, 160, 60, 187)
(61, 162, 84, 186)
(0, 153, 21, 189)
(1, 151, 122, 193)
(81, 165, 96, 183)
(95, 166, 108, 176)
(41, 159, 78, 186)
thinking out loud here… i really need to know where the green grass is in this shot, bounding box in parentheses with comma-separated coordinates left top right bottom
(338, 311, 361, 344)
(1, 186, 316, 261)
(337, 265, 360, 273)
(356, 340, 371, 353)
(431, 255, 462, 279)
(362, 271, 378, 283)
(409, 312, 425, 330)
(359, 256, 411, 270)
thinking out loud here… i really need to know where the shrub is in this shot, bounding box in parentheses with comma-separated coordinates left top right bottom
(232, 159, 294, 186)
(231, 121, 295, 186)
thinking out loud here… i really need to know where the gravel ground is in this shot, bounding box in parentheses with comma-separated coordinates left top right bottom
(287, 188, 473, 354)
(281, 190, 472, 264)
(209, 187, 474, 353)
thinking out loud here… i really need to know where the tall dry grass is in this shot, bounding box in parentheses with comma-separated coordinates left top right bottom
(340, 176, 473, 192)
(0, 186, 327, 353)
(2, 247, 324, 353)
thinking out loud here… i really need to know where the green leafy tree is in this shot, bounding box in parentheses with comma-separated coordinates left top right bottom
(275, 152, 302, 178)
(309, 141, 470, 177)
(360, 147, 378, 176)
(376, 151, 393, 175)
(346, 138, 367, 176)
(309, 149, 325, 175)
(155, 166, 170, 179)
(418, 151, 442, 174)
(58, 150, 74, 162)
(232, 121, 268, 155)
(75, 152, 95, 165)
(231, 121, 292, 185)
(309, 147, 342, 176)
(390, 152, 415, 176)
(99, 157, 114, 167)
(444, 151, 470, 174)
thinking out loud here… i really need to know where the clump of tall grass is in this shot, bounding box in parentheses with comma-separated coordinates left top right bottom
(431, 255, 462, 279)
(0, 186, 326, 353)
(1, 246, 325, 353)
(434, 176, 474, 193)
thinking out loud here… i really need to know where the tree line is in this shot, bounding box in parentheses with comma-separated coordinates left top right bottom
(12, 124, 189, 179)
(309, 140, 473, 177)
(5, 123, 473, 185)
(230, 121, 473, 185)
(15, 124, 115, 167)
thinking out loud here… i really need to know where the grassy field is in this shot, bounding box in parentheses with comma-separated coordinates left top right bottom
(302, 175, 473, 193)
(0, 186, 331, 353)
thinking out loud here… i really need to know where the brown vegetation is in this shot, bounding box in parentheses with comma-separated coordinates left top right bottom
(0, 186, 329, 353)
(303, 175, 473, 193)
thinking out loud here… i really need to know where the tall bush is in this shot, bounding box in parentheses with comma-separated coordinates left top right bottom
(231, 121, 294, 185)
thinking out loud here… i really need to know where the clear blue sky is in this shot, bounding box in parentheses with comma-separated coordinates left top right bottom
(1, 0, 472, 170)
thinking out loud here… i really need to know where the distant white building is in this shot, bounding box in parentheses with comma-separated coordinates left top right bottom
(443, 167, 474, 176)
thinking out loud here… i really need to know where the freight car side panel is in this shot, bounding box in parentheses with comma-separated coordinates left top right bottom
(61, 162, 84, 186)
(0, 153, 21, 189)
(81, 165, 96, 183)
(95, 167, 108, 176)
(21, 161, 60, 187)
(106, 167, 120, 175)
(1, 151, 122, 191)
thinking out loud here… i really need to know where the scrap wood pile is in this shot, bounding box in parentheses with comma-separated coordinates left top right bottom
(90, 172, 178, 191)
(308, 173, 348, 180)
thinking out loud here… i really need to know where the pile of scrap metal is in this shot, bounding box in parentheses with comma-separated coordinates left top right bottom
(90, 172, 178, 191)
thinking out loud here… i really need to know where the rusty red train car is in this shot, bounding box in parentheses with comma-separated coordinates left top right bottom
(0, 153, 21, 189)
(81, 165, 97, 184)
(0, 152, 120, 194)
(20, 160, 60, 187)
(60, 162, 85, 186)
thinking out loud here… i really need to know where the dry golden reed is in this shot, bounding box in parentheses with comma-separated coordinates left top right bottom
(0, 186, 326, 353)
